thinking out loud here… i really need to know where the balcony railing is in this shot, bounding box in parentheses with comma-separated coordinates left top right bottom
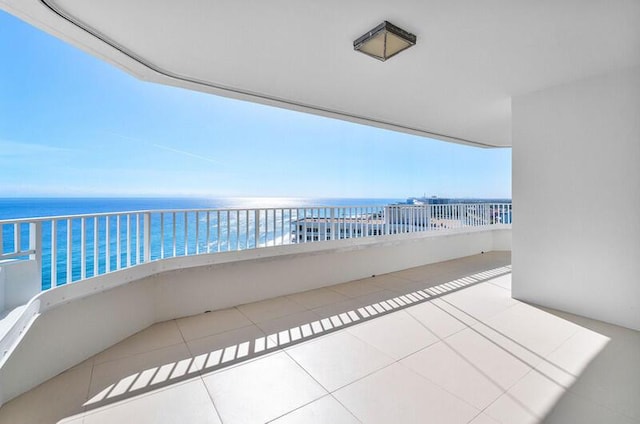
(0, 203, 511, 291)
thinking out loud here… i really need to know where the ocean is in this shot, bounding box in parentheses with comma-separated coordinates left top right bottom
(0, 197, 403, 290)
(0, 197, 403, 220)
(1, 197, 511, 290)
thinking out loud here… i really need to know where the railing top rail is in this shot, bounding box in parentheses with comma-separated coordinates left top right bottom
(0, 202, 511, 225)
(0, 206, 379, 224)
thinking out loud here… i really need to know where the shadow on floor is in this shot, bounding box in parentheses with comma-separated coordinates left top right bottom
(82, 263, 513, 411)
(3, 251, 637, 424)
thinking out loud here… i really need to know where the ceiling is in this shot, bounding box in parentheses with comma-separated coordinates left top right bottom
(2, 0, 639, 147)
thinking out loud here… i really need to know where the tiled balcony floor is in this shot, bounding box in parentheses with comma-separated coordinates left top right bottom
(1, 251, 639, 424)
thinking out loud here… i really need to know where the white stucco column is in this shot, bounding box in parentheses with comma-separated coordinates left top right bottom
(512, 66, 640, 330)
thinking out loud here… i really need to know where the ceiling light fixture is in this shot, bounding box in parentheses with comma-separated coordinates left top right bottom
(353, 21, 416, 61)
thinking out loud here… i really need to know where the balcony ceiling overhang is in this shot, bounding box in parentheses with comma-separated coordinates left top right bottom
(2, 0, 639, 147)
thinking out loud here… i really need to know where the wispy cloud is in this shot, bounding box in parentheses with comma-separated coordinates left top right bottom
(148, 143, 222, 165)
(101, 131, 224, 165)
(0, 138, 75, 157)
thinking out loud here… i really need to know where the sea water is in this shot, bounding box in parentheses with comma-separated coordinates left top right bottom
(0, 197, 403, 289)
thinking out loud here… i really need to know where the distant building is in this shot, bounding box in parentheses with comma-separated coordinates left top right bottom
(292, 200, 512, 242)
(292, 216, 384, 242)
(405, 196, 512, 205)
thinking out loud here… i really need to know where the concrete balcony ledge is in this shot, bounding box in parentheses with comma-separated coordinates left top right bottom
(0, 225, 510, 407)
(35, 224, 511, 311)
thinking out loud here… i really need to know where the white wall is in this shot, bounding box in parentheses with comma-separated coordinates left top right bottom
(0, 227, 510, 405)
(512, 67, 640, 330)
(0, 260, 41, 310)
(0, 268, 4, 312)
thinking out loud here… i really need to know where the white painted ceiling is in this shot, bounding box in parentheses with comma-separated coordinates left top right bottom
(2, 0, 640, 147)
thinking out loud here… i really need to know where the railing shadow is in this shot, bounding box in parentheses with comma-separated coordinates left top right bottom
(81, 261, 514, 412)
(413, 290, 637, 423)
(65, 253, 638, 423)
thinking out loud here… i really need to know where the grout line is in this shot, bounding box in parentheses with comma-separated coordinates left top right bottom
(427, 297, 596, 419)
(284, 291, 328, 311)
(439, 297, 578, 371)
(281, 329, 396, 395)
(87, 260, 513, 412)
(174, 318, 189, 346)
(198, 374, 225, 424)
(10, 255, 516, 423)
(476, 371, 551, 422)
(328, 392, 365, 424)
(263, 390, 365, 424)
(262, 356, 327, 422)
(231, 305, 259, 327)
(405, 294, 588, 421)
(234, 300, 313, 327)
(341, 310, 440, 364)
(232, 305, 258, 325)
(179, 321, 258, 345)
(395, 360, 484, 415)
(92, 339, 188, 368)
(81, 360, 96, 420)
(91, 320, 186, 367)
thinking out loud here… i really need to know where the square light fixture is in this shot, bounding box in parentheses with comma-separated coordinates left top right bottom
(354, 21, 416, 61)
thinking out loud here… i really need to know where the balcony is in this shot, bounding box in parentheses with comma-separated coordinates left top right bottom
(0, 202, 638, 423)
(0, 250, 638, 423)
(0, 1, 638, 421)
(0, 203, 511, 405)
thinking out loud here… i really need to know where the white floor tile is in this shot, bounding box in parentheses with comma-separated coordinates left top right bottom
(88, 343, 192, 401)
(445, 327, 532, 390)
(0, 366, 91, 424)
(287, 288, 349, 310)
(346, 310, 438, 359)
(237, 296, 307, 323)
(269, 395, 359, 424)
(329, 278, 385, 298)
(391, 265, 445, 284)
(483, 391, 539, 424)
(468, 413, 501, 424)
(483, 303, 580, 356)
(286, 331, 393, 391)
(431, 298, 480, 326)
(93, 321, 185, 365)
(350, 289, 401, 310)
(539, 308, 640, 421)
(487, 274, 512, 291)
(406, 301, 469, 339)
(401, 341, 504, 409)
(484, 370, 566, 423)
(543, 391, 638, 424)
(440, 283, 518, 321)
(367, 274, 417, 292)
(185, 325, 266, 366)
(83, 379, 220, 424)
(565, 329, 640, 421)
(334, 363, 479, 424)
(203, 352, 326, 424)
(310, 298, 366, 320)
(534, 327, 610, 388)
(471, 322, 544, 369)
(176, 308, 253, 341)
(257, 310, 321, 341)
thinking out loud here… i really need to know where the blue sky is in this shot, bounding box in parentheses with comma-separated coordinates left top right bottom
(0, 11, 511, 199)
